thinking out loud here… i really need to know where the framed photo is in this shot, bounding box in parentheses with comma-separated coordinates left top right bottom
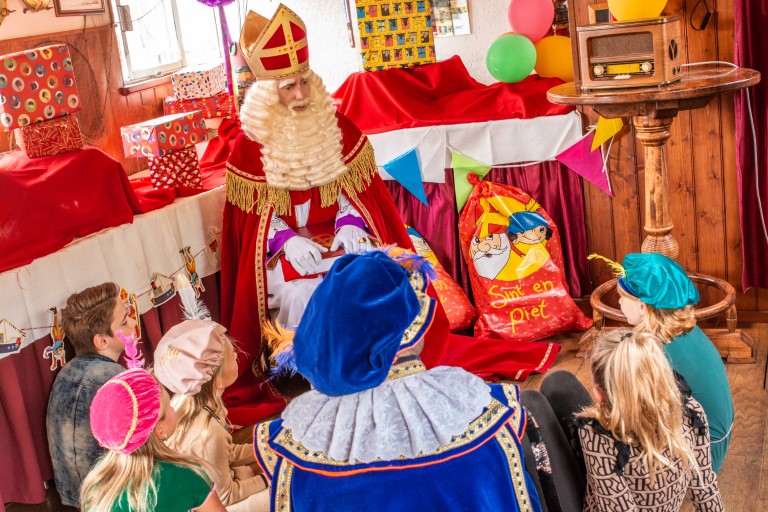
(54, 0, 106, 16)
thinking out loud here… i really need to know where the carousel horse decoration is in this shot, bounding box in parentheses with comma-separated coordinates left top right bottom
(180, 246, 205, 298)
(43, 307, 67, 371)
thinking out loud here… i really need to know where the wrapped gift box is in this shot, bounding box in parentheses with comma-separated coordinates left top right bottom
(147, 146, 202, 189)
(163, 92, 235, 119)
(0, 44, 82, 131)
(121, 111, 208, 158)
(170, 62, 227, 100)
(15, 115, 83, 158)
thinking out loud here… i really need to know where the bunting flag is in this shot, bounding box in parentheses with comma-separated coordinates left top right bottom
(383, 148, 428, 206)
(451, 151, 492, 212)
(591, 116, 624, 151)
(556, 132, 613, 197)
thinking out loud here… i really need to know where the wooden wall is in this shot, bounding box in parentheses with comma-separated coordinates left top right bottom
(572, 0, 767, 320)
(0, 24, 173, 175)
(2, 2, 765, 319)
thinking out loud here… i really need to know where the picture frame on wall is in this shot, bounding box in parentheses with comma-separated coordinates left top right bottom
(54, 0, 106, 16)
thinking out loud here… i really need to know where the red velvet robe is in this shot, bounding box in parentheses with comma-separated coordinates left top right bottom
(220, 113, 453, 424)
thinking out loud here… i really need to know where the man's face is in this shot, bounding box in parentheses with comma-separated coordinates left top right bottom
(277, 74, 311, 112)
(469, 233, 510, 280)
(470, 234, 503, 259)
(515, 225, 548, 245)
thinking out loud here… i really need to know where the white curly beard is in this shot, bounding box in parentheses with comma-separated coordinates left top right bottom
(239, 70, 348, 190)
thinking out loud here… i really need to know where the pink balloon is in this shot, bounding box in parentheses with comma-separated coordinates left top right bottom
(508, 0, 555, 43)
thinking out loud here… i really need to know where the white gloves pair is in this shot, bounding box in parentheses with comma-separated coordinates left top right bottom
(283, 225, 372, 276)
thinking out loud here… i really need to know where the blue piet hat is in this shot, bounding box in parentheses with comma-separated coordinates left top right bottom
(294, 250, 437, 397)
(589, 252, 700, 310)
(506, 211, 548, 235)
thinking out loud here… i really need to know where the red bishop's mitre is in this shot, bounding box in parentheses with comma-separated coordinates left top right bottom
(239, 4, 309, 80)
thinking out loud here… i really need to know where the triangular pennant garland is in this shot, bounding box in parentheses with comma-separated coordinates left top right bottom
(591, 116, 624, 151)
(451, 151, 491, 212)
(383, 148, 428, 206)
(556, 132, 613, 197)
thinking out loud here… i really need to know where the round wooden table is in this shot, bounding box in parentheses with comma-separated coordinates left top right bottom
(548, 66, 760, 362)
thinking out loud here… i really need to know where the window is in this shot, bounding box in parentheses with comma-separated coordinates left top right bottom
(113, 0, 228, 83)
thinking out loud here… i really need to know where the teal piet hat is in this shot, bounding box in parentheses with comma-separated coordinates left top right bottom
(590, 252, 700, 310)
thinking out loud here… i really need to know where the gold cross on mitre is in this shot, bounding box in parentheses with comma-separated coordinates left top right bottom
(239, 4, 310, 80)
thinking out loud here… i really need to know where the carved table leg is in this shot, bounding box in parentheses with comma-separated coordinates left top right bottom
(633, 116, 679, 259)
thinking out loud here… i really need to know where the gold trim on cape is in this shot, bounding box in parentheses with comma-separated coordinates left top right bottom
(495, 424, 534, 512)
(273, 459, 295, 511)
(225, 140, 378, 216)
(270, 397, 508, 468)
(255, 421, 278, 479)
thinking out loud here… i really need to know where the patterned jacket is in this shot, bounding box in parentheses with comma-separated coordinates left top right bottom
(577, 394, 723, 512)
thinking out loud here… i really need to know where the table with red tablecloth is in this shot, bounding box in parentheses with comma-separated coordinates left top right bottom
(0, 145, 227, 508)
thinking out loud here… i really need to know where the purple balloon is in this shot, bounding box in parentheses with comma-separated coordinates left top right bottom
(195, 0, 235, 7)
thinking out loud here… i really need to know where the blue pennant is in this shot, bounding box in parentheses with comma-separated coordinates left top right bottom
(383, 148, 428, 207)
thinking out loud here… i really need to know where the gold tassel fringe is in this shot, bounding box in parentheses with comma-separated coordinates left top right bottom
(227, 141, 378, 215)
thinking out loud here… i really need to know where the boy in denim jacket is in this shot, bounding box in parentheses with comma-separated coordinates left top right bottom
(46, 282, 136, 506)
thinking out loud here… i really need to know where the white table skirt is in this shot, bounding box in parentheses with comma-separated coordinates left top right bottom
(0, 186, 225, 359)
(371, 111, 583, 183)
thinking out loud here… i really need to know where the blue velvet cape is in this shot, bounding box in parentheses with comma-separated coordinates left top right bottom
(254, 383, 541, 512)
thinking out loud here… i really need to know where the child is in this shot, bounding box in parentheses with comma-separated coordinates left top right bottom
(154, 321, 269, 511)
(81, 368, 226, 512)
(153, 275, 269, 511)
(46, 282, 135, 507)
(599, 252, 734, 473)
(574, 330, 723, 511)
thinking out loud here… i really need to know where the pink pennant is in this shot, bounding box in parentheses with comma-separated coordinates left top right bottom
(555, 132, 613, 197)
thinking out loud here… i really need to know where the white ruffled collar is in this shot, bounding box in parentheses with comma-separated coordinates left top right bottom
(280, 361, 491, 464)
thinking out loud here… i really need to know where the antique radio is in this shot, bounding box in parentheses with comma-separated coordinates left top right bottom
(576, 16, 684, 90)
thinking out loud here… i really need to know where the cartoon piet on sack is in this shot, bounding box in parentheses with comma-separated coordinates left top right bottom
(460, 175, 591, 341)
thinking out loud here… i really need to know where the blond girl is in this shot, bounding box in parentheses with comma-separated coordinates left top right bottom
(154, 318, 269, 512)
(574, 330, 722, 511)
(602, 251, 734, 473)
(81, 368, 226, 512)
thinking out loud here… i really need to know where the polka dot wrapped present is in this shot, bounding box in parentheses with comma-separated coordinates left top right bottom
(0, 44, 82, 131)
(170, 62, 227, 100)
(120, 111, 208, 158)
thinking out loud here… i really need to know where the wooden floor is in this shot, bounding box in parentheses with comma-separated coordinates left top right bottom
(7, 324, 767, 511)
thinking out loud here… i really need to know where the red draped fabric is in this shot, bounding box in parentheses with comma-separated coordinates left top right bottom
(0, 275, 220, 508)
(0, 147, 139, 273)
(386, 163, 591, 300)
(332, 55, 574, 134)
(734, 0, 768, 290)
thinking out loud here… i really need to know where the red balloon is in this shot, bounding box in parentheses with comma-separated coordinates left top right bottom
(507, 0, 555, 43)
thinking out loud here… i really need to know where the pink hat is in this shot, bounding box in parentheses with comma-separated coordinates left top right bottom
(153, 320, 228, 396)
(90, 368, 162, 455)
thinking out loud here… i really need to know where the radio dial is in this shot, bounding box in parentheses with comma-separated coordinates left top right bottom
(640, 62, 652, 73)
(593, 65, 605, 76)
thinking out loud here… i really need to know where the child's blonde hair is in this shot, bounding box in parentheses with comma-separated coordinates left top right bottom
(635, 304, 696, 343)
(169, 336, 235, 445)
(81, 378, 213, 512)
(578, 330, 698, 477)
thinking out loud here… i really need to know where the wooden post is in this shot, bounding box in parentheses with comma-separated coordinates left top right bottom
(633, 116, 679, 259)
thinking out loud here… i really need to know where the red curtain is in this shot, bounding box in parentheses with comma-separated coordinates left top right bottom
(0, 275, 220, 508)
(734, 0, 768, 290)
(385, 162, 591, 301)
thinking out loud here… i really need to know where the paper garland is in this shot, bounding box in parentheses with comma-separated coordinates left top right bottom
(383, 147, 429, 206)
(555, 131, 613, 197)
(451, 151, 492, 212)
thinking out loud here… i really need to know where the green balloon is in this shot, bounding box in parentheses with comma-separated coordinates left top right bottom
(486, 33, 537, 83)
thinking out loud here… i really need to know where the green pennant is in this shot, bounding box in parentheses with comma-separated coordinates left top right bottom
(452, 151, 491, 213)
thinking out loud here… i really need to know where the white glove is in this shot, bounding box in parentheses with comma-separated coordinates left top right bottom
(283, 236, 328, 275)
(330, 225, 373, 253)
